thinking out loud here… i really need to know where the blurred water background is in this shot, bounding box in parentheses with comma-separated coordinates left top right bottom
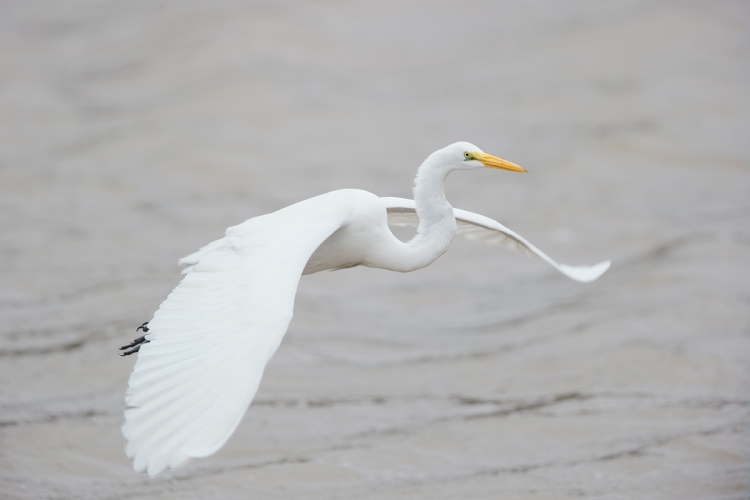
(0, 1, 748, 498)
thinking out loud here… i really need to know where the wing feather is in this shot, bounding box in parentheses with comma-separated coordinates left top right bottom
(123, 191, 354, 477)
(382, 197, 610, 283)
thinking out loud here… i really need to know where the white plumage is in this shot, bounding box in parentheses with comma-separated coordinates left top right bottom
(382, 198, 610, 283)
(122, 142, 610, 477)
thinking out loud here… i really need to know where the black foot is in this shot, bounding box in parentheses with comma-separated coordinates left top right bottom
(119, 322, 152, 356)
(120, 345, 143, 356)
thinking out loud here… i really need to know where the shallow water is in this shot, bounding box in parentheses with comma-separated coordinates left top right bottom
(0, 1, 748, 498)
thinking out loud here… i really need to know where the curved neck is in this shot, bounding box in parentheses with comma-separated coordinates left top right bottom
(370, 154, 457, 273)
(412, 157, 455, 238)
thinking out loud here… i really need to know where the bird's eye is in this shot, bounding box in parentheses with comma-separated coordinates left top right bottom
(464, 152, 471, 160)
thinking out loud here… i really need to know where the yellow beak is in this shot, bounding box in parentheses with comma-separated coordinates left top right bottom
(471, 152, 527, 173)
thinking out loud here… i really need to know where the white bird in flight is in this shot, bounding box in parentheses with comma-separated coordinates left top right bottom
(120, 142, 610, 477)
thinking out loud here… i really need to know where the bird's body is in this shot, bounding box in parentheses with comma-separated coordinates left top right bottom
(122, 142, 610, 477)
(304, 189, 451, 274)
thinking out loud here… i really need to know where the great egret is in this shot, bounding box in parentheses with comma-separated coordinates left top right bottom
(121, 142, 610, 477)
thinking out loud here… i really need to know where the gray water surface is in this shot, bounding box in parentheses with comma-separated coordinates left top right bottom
(0, 1, 748, 498)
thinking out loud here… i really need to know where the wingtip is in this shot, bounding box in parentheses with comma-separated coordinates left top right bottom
(559, 260, 611, 283)
(130, 451, 193, 479)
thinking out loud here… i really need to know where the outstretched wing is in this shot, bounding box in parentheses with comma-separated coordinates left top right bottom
(123, 192, 352, 477)
(382, 197, 610, 283)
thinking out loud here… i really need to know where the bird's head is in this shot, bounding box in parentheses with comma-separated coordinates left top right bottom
(435, 141, 527, 173)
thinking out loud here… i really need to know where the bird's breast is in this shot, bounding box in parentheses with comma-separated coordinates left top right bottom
(301, 190, 388, 275)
